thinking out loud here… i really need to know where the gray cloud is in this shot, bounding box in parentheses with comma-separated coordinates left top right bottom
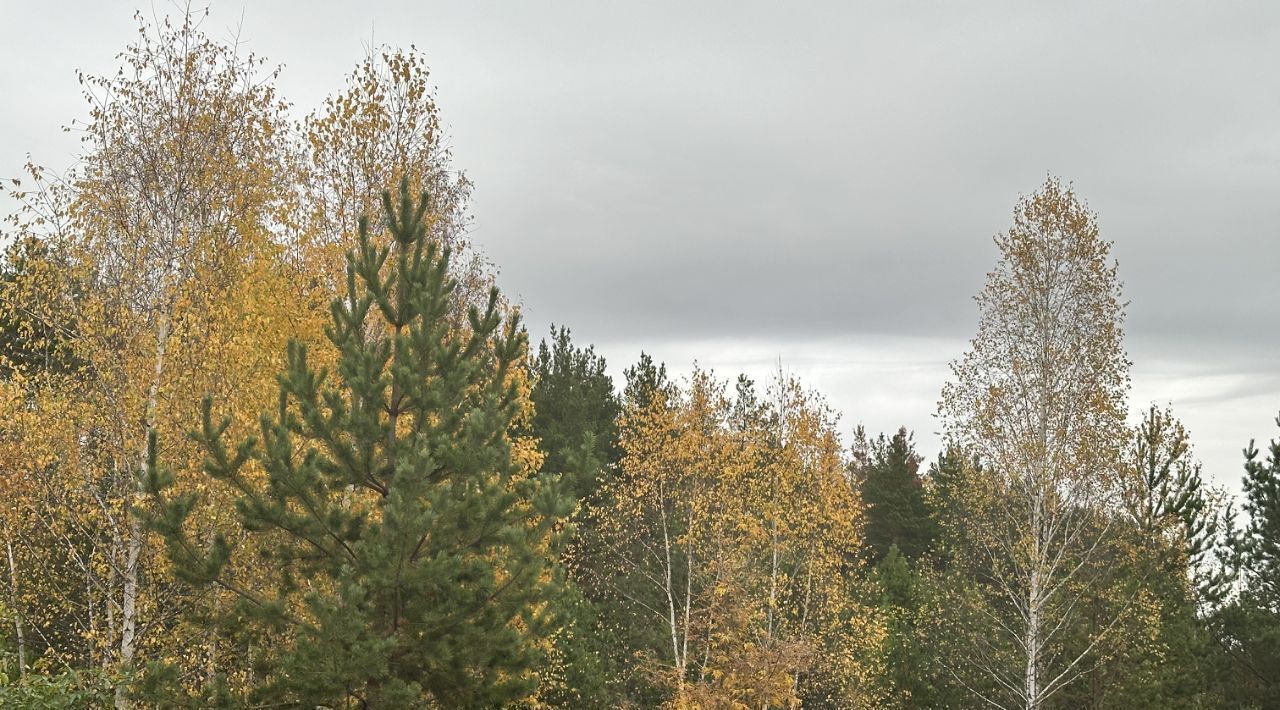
(433, 2, 1278, 354)
(2, 1, 1277, 486)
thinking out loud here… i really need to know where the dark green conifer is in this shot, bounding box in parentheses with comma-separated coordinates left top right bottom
(1212, 412, 1280, 706)
(1241, 413, 1280, 604)
(141, 179, 570, 707)
(528, 325, 621, 500)
(857, 427, 935, 562)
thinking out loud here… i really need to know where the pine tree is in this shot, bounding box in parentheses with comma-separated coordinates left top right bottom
(1241, 412, 1280, 608)
(623, 352, 669, 411)
(1123, 405, 1233, 605)
(528, 325, 621, 500)
(525, 328, 622, 704)
(1212, 412, 1280, 706)
(1083, 404, 1234, 707)
(140, 179, 571, 707)
(858, 428, 934, 562)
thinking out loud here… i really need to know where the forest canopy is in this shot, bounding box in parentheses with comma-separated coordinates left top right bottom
(0, 6, 1276, 709)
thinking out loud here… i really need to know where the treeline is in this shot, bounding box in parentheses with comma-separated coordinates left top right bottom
(0, 8, 1277, 709)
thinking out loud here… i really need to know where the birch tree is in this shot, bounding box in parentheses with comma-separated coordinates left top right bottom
(597, 366, 735, 705)
(597, 365, 882, 708)
(302, 47, 492, 317)
(939, 177, 1130, 709)
(3, 8, 312, 704)
(736, 373, 883, 708)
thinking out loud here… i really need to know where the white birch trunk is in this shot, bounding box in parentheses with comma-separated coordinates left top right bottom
(116, 313, 169, 709)
(6, 536, 25, 679)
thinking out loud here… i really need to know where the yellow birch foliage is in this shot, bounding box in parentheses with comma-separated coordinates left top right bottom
(1, 13, 551, 701)
(2, 9, 326, 691)
(938, 177, 1133, 707)
(302, 47, 491, 311)
(599, 367, 885, 708)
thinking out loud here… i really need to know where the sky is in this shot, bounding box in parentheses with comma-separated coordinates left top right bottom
(1, 1, 1277, 493)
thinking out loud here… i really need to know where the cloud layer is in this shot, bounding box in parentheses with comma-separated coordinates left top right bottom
(2, 1, 1276, 489)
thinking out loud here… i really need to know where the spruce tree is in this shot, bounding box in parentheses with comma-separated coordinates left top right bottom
(140, 180, 570, 707)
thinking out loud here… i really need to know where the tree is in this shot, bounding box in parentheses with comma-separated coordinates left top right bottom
(1122, 405, 1233, 605)
(923, 446, 983, 548)
(302, 46, 491, 318)
(735, 373, 882, 708)
(1212, 412, 1280, 706)
(855, 427, 934, 563)
(1078, 404, 1234, 707)
(528, 325, 621, 500)
(915, 450, 1012, 707)
(3, 9, 315, 706)
(1240, 412, 1280, 611)
(869, 545, 938, 708)
(141, 180, 571, 707)
(939, 177, 1132, 709)
(0, 236, 87, 685)
(0, 237, 84, 380)
(593, 364, 882, 708)
(522, 326, 622, 705)
(852, 429, 949, 706)
(595, 365, 735, 705)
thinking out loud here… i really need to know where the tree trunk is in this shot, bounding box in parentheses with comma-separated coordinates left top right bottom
(117, 313, 170, 709)
(658, 484, 685, 686)
(1025, 565, 1040, 709)
(105, 525, 117, 673)
(6, 536, 25, 680)
(87, 569, 96, 668)
(116, 516, 142, 708)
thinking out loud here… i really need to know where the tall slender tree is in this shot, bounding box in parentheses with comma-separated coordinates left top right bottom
(1122, 405, 1233, 605)
(939, 177, 1131, 709)
(1240, 413, 1280, 610)
(1212, 412, 1280, 706)
(302, 46, 491, 317)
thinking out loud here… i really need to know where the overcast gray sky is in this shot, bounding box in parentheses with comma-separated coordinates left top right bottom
(2, 1, 1277, 492)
